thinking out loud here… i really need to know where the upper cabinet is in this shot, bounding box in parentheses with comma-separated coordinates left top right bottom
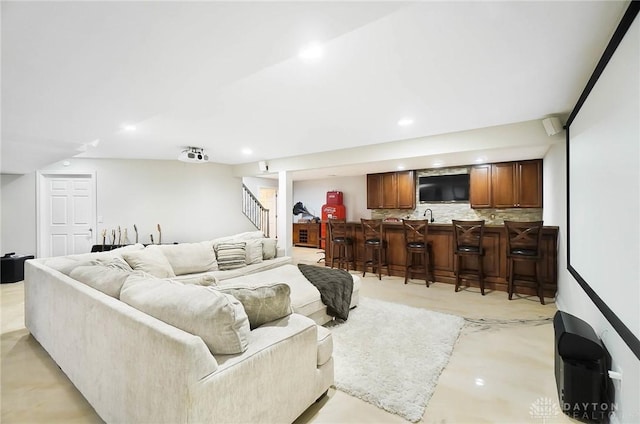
(470, 160, 542, 209)
(469, 165, 492, 208)
(367, 170, 415, 209)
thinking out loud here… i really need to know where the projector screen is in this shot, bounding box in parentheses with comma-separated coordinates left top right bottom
(567, 3, 639, 358)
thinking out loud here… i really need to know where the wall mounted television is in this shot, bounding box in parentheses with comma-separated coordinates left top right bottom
(418, 174, 470, 202)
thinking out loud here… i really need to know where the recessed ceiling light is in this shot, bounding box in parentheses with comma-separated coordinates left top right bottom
(475, 378, 485, 387)
(298, 42, 323, 61)
(242, 148, 253, 155)
(397, 118, 414, 127)
(123, 124, 137, 132)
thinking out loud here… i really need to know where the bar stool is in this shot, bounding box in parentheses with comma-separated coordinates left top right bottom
(402, 219, 433, 287)
(452, 220, 486, 295)
(505, 220, 545, 304)
(360, 218, 389, 280)
(327, 218, 355, 271)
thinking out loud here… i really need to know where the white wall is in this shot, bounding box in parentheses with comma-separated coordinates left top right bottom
(1, 158, 256, 256)
(1, 173, 37, 255)
(293, 176, 368, 222)
(544, 141, 639, 423)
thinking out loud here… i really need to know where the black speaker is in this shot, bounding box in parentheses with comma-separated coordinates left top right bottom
(554, 311, 610, 423)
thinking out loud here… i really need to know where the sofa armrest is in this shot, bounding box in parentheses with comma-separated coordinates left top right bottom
(190, 314, 331, 423)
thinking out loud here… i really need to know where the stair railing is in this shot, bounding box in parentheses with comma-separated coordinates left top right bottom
(242, 184, 270, 237)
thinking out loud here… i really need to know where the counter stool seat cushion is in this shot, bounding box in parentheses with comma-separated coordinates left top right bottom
(458, 245, 480, 253)
(365, 238, 381, 245)
(407, 241, 426, 249)
(510, 248, 538, 256)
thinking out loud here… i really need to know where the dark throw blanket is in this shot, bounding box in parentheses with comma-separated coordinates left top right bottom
(298, 264, 353, 320)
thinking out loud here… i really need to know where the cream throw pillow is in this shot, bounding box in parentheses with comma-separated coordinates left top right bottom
(122, 248, 176, 278)
(120, 273, 249, 355)
(262, 238, 278, 260)
(216, 283, 292, 329)
(149, 242, 217, 275)
(245, 239, 263, 265)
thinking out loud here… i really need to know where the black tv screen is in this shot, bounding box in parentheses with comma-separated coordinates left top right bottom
(419, 174, 469, 202)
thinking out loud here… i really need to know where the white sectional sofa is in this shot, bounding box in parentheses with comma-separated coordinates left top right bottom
(24, 231, 360, 423)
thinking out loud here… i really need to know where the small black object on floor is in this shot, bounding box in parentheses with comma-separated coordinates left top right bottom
(1, 253, 35, 283)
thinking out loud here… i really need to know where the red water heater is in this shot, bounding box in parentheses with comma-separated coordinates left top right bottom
(321, 191, 345, 249)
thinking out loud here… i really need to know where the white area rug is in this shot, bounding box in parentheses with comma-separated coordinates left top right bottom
(328, 298, 464, 422)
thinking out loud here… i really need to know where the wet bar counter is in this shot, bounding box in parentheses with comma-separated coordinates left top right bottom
(324, 222, 558, 297)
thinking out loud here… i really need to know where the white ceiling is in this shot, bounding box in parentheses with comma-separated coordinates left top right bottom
(1, 1, 629, 177)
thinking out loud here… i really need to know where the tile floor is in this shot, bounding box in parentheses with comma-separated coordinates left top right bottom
(1, 247, 577, 423)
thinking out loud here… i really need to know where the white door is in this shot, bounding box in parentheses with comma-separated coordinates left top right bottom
(37, 172, 96, 257)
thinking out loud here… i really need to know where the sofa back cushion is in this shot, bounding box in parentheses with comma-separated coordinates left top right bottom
(69, 264, 132, 298)
(216, 283, 292, 329)
(148, 242, 218, 275)
(120, 273, 249, 355)
(44, 244, 144, 272)
(122, 248, 176, 278)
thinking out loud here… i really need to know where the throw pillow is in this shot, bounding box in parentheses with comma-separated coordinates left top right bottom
(245, 239, 263, 265)
(216, 283, 292, 329)
(262, 238, 278, 260)
(120, 273, 249, 355)
(69, 264, 131, 298)
(122, 248, 176, 278)
(215, 242, 247, 271)
(148, 242, 218, 275)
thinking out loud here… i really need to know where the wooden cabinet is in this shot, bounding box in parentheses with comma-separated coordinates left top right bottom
(470, 160, 542, 209)
(396, 171, 416, 209)
(367, 171, 415, 209)
(293, 222, 321, 248)
(492, 162, 518, 208)
(469, 164, 492, 208)
(517, 160, 543, 207)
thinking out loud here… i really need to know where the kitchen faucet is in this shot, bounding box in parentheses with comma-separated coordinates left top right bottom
(423, 208, 434, 223)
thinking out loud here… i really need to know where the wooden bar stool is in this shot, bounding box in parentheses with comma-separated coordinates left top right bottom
(505, 220, 545, 304)
(452, 219, 486, 295)
(360, 218, 389, 280)
(402, 219, 433, 287)
(327, 218, 355, 271)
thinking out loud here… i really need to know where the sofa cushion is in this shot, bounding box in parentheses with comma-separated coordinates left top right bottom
(98, 256, 134, 272)
(172, 273, 218, 286)
(216, 283, 292, 329)
(120, 273, 249, 355)
(149, 242, 217, 275)
(245, 239, 263, 265)
(262, 238, 278, 260)
(44, 244, 145, 272)
(212, 231, 264, 245)
(69, 264, 131, 298)
(215, 242, 247, 271)
(122, 248, 176, 278)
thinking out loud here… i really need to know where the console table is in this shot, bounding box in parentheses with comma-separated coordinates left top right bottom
(293, 222, 321, 248)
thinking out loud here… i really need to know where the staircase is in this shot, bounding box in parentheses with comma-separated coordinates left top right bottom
(242, 184, 270, 237)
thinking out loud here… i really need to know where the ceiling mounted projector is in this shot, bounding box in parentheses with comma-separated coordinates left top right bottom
(178, 147, 209, 163)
